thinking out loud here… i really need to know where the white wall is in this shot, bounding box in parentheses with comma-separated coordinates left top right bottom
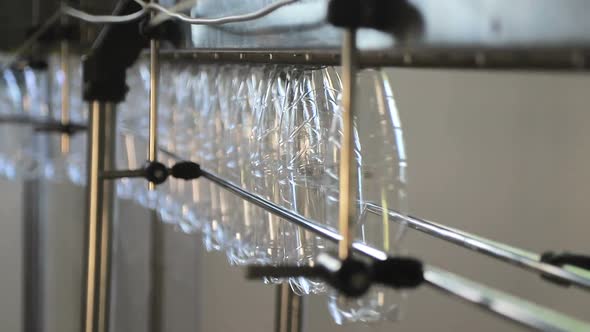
(2, 68, 590, 332)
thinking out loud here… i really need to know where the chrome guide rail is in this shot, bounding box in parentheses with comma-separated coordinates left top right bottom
(363, 202, 590, 292)
(193, 166, 590, 332)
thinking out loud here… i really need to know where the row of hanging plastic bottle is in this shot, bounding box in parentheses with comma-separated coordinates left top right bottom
(0, 55, 85, 183)
(0, 56, 409, 324)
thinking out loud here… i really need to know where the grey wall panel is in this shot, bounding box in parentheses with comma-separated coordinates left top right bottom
(44, 183, 85, 332)
(0, 180, 23, 332)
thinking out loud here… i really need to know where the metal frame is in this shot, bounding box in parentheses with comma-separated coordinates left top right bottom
(67, 38, 590, 332)
(10, 2, 590, 331)
(154, 48, 590, 71)
(148, 6, 164, 330)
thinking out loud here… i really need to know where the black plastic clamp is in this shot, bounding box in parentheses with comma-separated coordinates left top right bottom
(143, 160, 202, 185)
(82, 0, 184, 102)
(83, 0, 149, 103)
(34, 121, 87, 136)
(246, 253, 423, 298)
(327, 0, 423, 39)
(540, 251, 590, 286)
(139, 16, 184, 48)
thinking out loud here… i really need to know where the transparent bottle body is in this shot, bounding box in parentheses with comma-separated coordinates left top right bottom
(246, 65, 302, 287)
(327, 68, 409, 324)
(191, 66, 224, 252)
(0, 68, 30, 179)
(117, 61, 152, 205)
(44, 54, 86, 183)
(221, 65, 268, 265)
(4, 67, 43, 179)
(280, 67, 344, 294)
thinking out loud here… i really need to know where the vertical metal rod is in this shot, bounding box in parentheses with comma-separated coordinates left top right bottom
(148, 7, 163, 331)
(338, 29, 358, 260)
(83, 101, 117, 332)
(272, 37, 314, 332)
(148, 38, 159, 173)
(275, 284, 303, 332)
(60, 39, 71, 154)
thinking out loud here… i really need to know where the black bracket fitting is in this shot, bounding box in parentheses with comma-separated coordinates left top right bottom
(82, 0, 148, 103)
(541, 251, 590, 286)
(246, 253, 423, 298)
(327, 0, 424, 40)
(144, 160, 202, 184)
(34, 121, 87, 136)
(139, 17, 184, 48)
(102, 160, 202, 184)
(82, 0, 185, 103)
(143, 160, 170, 184)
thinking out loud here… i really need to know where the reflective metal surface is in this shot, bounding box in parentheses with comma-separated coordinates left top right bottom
(194, 165, 590, 331)
(425, 266, 589, 332)
(275, 284, 304, 332)
(60, 40, 71, 155)
(148, 38, 160, 190)
(82, 102, 117, 332)
(337, 29, 357, 260)
(156, 48, 590, 70)
(148, 7, 164, 330)
(364, 202, 590, 292)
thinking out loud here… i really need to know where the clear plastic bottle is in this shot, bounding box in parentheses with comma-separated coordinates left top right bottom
(175, 66, 204, 234)
(45, 54, 86, 184)
(250, 65, 299, 275)
(12, 66, 44, 179)
(195, 65, 225, 252)
(280, 67, 340, 294)
(214, 65, 249, 263)
(116, 129, 144, 201)
(117, 62, 151, 205)
(223, 65, 266, 265)
(156, 63, 185, 226)
(327, 68, 409, 324)
(0, 67, 25, 178)
(182, 66, 216, 232)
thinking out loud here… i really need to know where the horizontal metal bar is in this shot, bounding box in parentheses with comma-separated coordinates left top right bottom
(0, 115, 87, 130)
(100, 169, 145, 180)
(0, 115, 40, 125)
(153, 48, 590, 71)
(197, 167, 590, 331)
(364, 202, 590, 292)
(425, 266, 590, 332)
